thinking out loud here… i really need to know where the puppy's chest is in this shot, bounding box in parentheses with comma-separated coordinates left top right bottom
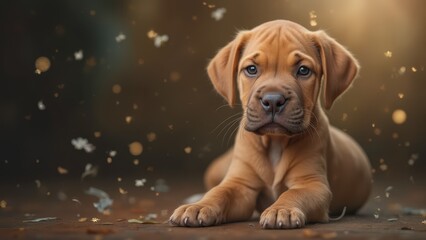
(268, 139, 283, 169)
(265, 138, 289, 200)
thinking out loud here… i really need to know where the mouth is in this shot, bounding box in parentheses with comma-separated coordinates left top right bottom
(246, 122, 293, 136)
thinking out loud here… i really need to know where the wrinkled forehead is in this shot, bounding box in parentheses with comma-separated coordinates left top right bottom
(242, 24, 318, 62)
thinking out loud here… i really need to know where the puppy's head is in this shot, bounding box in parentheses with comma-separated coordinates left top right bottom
(208, 20, 359, 136)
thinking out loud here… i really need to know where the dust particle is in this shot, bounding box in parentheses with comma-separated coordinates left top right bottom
(74, 50, 83, 60)
(129, 141, 143, 156)
(112, 84, 122, 94)
(0, 200, 7, 208)
(119, 188, 128, 194)
(169, 71, 181, 82)
(57, 166, 69, 174)
(35, 56, 51, 73)
(184, 146, 192, 154)
(147, 30, 158, 39)
(398, 66, 406, 75)
(384, 50, 392, 58)
(211, 8, 226, 21)
(38, 100, 46, 110)
(392, 109, 407, 124)
(115, 33, 126, 43)
(147, 132, 157, 142)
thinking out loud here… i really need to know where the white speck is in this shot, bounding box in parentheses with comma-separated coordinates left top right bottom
(23, 217, 58, 223)
(35, 179, 41, 188)
(152, 179, 169, 192)
(145, 213, 157, 221)
(74, 50, 83, 60)
(374, 208, 381, 219)
(409, 175, 415, 183)
(85, 187, 113, 214)
(211, 8, 226, 21)
(183, 193, 204, 204)
(71, 137, 95, 153)
(109, 150, 117, 157)
(115, 33, 126, 43)
(81, 163, 98, 179)
(38, 100, 46, 110)
(57, 191, 68, 201)
(154, 34, 169, 48)
(408, 153, 418, 166)
(135, 179, 146, 187)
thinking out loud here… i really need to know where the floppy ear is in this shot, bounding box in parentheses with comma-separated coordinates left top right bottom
(207, 31, 250, 107)
(312, 31, 360, 110)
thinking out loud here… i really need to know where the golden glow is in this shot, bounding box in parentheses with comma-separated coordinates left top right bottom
(112, 84, 122, 94)
(129, 141, 143, 156)
(35, 56, 51, 73)
(392, 109, 407, 125)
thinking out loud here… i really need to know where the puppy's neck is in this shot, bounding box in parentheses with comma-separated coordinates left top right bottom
(262, 136, 289, 169)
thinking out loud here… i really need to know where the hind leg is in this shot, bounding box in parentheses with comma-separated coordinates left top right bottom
(204, 147, 233, 190)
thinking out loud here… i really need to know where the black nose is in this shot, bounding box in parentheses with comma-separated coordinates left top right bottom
(260, 93, 286, 114)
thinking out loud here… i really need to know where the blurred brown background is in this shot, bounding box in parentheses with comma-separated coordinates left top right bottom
(1, 0, 425, 191)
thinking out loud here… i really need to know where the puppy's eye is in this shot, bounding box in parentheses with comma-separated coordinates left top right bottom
(297, 65, 311, 77)
(244, 65, 258, 77)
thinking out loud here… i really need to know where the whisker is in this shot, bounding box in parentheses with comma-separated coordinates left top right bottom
(215, 103, 242, 111)
(217, 116, 242, 139)
(221, 117, 242, 146)
(210, 112, 243, 134)
(212, 103, 248, 147)
(227, 122, 241, 146)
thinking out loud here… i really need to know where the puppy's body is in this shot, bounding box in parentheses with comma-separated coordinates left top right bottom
(205, 110, 370, 215)
(171, 20, 371, 229)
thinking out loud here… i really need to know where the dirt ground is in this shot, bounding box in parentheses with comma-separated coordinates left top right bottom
(0, 177, 425, 239)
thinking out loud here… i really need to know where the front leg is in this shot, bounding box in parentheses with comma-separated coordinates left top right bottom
(170, 177, 259, 227)
(260, 180, 331, 229)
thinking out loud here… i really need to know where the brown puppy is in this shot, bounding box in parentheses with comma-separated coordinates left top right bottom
(170, 20, 372, 229)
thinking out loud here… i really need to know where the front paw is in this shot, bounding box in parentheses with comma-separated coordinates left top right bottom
(169, 204, 223, 227)
(260, 206, 306, 229)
